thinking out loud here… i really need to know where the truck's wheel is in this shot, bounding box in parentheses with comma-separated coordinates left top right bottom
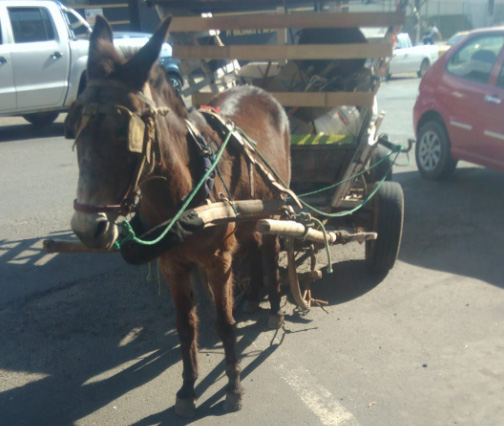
(23, 112, 60, 127)
(365, 181, 404, 276)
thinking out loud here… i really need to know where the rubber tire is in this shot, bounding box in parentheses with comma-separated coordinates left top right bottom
(418, 59, 430, 78)
(365, 181, 404, 276)
(366, 146, 393, 182)
(23, 111, 59, 127)
(168, 73, 183, 95)
(416, 121, 457, 180)
(383, 65, 391, 81)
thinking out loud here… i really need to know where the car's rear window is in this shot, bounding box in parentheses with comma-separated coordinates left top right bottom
(446, 34, 504, 84)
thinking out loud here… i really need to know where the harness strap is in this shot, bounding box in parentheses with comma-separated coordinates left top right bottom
(184, 119, 216, 207)
(200, 110, 303, 209)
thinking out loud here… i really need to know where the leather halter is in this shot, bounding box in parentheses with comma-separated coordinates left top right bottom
(70, 79, 170, 216)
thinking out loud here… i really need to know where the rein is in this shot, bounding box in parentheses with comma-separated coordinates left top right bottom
(67, 79, 170, 215)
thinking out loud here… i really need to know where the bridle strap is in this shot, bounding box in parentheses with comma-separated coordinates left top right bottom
(74, 199, 124, 214)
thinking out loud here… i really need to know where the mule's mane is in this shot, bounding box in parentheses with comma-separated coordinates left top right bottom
(148, 65, 188, 119)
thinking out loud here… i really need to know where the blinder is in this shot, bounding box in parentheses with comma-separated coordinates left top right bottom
(65, 102, 154, 160)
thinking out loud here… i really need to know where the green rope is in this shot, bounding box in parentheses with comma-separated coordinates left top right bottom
(296, 212, 333, 274)
(296, 148, 402, 218)
(208, 144, 238, 215)
(114, 125, 236, 250)
(296, 145, 402, 199)
(146, 261, 154, 281)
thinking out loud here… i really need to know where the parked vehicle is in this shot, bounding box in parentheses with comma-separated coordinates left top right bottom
(386, 32, 439, 79)
(0, 0, 90, 125)
(438, 31, 469, 57)
(0, 1, 184, 126)
(113, 32, 184, 94)
(413, 27, 504, 179)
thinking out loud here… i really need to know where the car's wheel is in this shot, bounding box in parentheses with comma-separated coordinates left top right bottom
(23, 111, 60, 127)
(416, 120, 457, 180)
(418, 58, 430, 78)
(365, 181, 404, 276)
(383, 65, 391, 81)
(366, 146, 393, 182)
(168, 73, 183, 95)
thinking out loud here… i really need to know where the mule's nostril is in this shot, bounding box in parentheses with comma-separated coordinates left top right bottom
(94, 220, 108, 240)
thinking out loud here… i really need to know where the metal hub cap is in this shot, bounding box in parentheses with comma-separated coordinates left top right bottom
(418, 130, 441, 171)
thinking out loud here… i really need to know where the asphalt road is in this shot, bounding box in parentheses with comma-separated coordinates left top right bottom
(1, 75, 503, 426)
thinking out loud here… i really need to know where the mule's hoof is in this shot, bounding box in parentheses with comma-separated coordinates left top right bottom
(268, 313, 284, 329)
(242, 300, 260, 314)
(175, 397, 196, 418)
(224, 392, 243, 412)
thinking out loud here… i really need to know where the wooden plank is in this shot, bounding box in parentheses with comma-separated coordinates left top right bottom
(192, 91, 375, 108)
(173, 43, 392, 61)
(169, 12, 405, 32)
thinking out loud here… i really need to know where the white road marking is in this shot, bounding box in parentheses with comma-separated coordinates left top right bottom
(274, 362, 361, 426)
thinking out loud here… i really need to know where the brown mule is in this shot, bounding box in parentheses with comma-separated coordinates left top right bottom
(67, 15, 291, 417)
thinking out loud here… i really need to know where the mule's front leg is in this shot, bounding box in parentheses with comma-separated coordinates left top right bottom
(207, 250, 244, 412)
(160, 260, 199, 418)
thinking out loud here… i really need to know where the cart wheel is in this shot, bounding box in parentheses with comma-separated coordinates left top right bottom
(365, 181, 404, 276)
(366, 146, 393, 182)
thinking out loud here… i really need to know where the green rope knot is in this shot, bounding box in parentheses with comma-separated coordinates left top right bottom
(113, 220, 137, 250)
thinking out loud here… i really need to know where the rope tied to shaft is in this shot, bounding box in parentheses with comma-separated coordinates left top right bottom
(294, 212, 333, 274)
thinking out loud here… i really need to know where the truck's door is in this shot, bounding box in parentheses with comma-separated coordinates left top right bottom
(0, 11, 16, 111)
(7, 5, 69, 110)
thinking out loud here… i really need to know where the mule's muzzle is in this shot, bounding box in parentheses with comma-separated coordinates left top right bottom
(71, 211, 119, 249)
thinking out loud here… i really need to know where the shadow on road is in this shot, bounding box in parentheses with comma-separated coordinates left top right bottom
(0, 235, 281, 425)
(396, 166, 504, 290)
(0, 122, 64, 143)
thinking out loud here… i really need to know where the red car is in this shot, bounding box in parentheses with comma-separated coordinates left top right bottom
(413, 27, 504, 179)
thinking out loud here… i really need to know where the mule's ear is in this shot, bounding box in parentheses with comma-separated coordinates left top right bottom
(119, 16, 172, 91)
(88, 16, 118, 79)
(90, 15, 113, 46)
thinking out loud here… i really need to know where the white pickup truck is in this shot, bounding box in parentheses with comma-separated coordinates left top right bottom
(386, 32, 439, 79)
(0, 1, 92, 125)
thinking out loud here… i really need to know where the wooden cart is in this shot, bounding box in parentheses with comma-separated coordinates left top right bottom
(164, 1, 407, 308)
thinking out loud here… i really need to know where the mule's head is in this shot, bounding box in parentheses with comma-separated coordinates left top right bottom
(67, 15, 171, 249)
